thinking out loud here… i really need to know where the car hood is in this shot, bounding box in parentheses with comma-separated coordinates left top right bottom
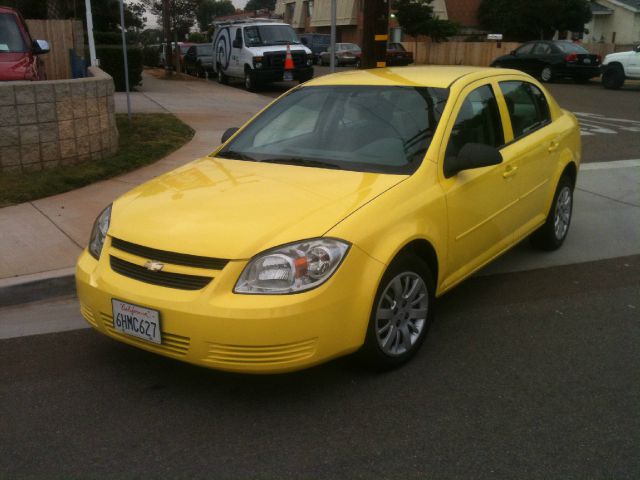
(109, 157, 405, 259)
(604, 50, 634, 62)
(250, 45, 311, 56)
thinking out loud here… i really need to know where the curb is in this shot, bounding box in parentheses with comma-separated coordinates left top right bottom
(0, 268, 76, 308)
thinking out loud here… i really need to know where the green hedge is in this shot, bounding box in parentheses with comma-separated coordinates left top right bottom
(93, 31, 123, 45)
(96, 45, 143, 91)
(143, 45, 161, 67)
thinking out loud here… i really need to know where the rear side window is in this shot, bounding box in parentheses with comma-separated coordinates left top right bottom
(0, 13, 27, 53)
(499, 81, 551, 138)
(515, 43, 534, 55)
(532, 43, 552, 55)
(446, 85, 504, 159)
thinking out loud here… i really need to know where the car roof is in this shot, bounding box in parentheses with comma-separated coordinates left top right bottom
(0, 6, 19, 14)
(305, 66, 514, 89)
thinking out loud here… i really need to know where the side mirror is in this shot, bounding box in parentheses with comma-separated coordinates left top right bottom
(232, 39, 242, 49)
(33, 39, 50, 54)
(444, 143, 502, 178)
(221, 127, 239, 143)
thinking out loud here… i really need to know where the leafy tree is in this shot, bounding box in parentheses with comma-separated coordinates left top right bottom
(141, 0, 199, 40)
(187, 31, 208, 42)
(393, 0, 458, 43)
(196, 0, 235, 30)
(244, 0, 276, 12)
(479, 0, 591, 41)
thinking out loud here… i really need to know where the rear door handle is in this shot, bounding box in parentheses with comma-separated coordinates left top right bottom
(503, 165, 518, 179)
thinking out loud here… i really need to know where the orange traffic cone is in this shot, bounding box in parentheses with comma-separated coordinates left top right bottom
(284, 44, 294, 71)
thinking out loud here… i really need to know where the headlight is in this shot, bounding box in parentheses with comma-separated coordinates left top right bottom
(234, 238, 350, 294)
(88, 204, 112, 259)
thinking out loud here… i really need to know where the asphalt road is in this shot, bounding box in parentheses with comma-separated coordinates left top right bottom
(1, 256, 639, 479)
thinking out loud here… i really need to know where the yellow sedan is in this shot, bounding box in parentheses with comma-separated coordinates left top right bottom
(76, 66, 581, 373)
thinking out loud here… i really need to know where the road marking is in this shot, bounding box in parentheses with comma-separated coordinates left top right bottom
(575, 112, 640, 136)
(581, 159, 640, 170)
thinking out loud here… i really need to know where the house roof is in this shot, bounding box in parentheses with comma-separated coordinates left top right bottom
(591, 1, 614, 14)
(615, 0, 640, 11)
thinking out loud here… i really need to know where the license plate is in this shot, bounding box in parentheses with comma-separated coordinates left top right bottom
(583, 58, 591, 64)
(112, 299, 161, 344)
(283, 71, 293, 81)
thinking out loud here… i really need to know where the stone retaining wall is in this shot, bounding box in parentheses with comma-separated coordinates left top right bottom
(0, 67, 118, 173)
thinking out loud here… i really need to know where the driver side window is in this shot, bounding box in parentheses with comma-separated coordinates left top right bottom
(445, 85, 504, 160)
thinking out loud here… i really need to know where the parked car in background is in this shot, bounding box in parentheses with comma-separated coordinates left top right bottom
(386, 42, 413, 66)
(320, 42, 361, 66)
(183, 43, 214, 77)
(77, 66, 581, 374)
(601, 44, 640, 89)
(491, 40, 601, 83)
(299, 33, 330, 64)
(0, 6, 49, 81)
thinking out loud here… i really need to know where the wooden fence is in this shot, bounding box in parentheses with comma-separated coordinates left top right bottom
(403, 40, 637, 67)
(26, 19, 84, 80)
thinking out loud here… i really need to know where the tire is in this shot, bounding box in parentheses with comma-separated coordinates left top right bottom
(359, 253, 435, 369)
(216, 66, 228, 85)
(602, 66, 625, 90)
(540, 65, 554, 83)
(530, 175, 574, 251)
(244, 70, 258, 91)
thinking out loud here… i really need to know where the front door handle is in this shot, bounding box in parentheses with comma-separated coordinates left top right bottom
(548, 140, 560, 152)
(503, 165, 518, 179)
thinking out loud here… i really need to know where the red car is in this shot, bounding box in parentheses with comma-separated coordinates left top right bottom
(386, 42, 413, 66)
(0, 6, 49, 81)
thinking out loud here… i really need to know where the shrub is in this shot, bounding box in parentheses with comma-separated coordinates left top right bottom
(143, 45, 161, 67)
(96, 45, 143, 91)
(93, 31, 123, 45)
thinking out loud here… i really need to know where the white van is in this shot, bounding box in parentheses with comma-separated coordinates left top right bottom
(212, 19, 314, 91)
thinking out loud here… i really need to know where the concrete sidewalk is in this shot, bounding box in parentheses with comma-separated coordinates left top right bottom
(0, 71, 639, 305)
(0, 72, 270, 303)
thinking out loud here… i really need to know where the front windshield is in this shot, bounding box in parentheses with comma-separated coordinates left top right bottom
(244, 25, 300, 47)
(218, 86, 449, 174)
(0, 13, 27, 53)
(341, 43, 361, 52)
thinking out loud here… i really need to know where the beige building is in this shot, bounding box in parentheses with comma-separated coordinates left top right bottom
(585, 0, 640, 45)
(274, 0, 448, 43)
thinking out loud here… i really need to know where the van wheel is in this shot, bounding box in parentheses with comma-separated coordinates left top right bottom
(358, 253, 434, 369)
(244, 70, 258, 91)
(530, 175, 573, 250)
(216, 66, 227, 85)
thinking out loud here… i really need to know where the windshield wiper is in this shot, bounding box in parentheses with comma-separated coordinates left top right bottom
(271, 40, 300, 45)
(216, 150, 256, 161)
(260, 157, 344, 170)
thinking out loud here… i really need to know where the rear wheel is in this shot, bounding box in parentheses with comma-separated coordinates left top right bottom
(540, 65, 554, 83)
(602, 66, 625, 90)
(359, 253, 434, 369)
(530, 175, 573, 250)
(216, 65, 227, 85)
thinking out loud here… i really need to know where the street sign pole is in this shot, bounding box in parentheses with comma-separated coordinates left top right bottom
(119, 0, 132, 122)
(84, 0, 97, 66)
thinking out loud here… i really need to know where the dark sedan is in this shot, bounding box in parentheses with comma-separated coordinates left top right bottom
(386, 42, 413, 66)
(491, 40, 601, 83)
(183, 43, 213, 77)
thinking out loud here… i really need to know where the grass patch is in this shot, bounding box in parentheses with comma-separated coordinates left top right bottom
(0, 114, 194, 207)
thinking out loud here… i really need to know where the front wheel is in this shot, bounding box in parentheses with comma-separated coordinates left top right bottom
(602, 66, 625, 90)
(216, 66, 228, 85)
(530, 175, 574, 250)
(359, 253, 434, 369)
(244, 70, 258, 91)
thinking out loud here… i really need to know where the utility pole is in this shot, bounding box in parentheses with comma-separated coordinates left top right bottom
(330, 0, 336, 72)
(360, 0, 389, 69)
(162, 0, 173, 78)
(85, 0, 97, 66)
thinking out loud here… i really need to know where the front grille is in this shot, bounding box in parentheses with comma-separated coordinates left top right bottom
(202, 339, 318, 367)
(110, 256, 212, 290)
(101, 313, 190, 356)
(264, 51, 307, 69)
(80, 303, 97, 327)
(111, 237, 228, 270)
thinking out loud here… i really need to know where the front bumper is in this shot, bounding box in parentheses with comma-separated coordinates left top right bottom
(252, 66, 314, 83)
(76, 237, 384, 374)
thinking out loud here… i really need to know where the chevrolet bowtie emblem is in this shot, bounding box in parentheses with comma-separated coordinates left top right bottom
(144, 260, 164, 272)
